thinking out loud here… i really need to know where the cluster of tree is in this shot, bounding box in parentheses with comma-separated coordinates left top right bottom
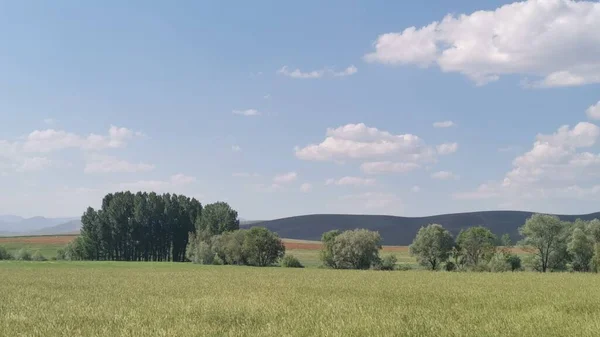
(409, 224, 523, 272)
(0, 247, 48, 261)
(186, 227, 286, 267)
(409, 214, 600, 272)
(72, 192, 202, 261)
(319, 229, 385, 270)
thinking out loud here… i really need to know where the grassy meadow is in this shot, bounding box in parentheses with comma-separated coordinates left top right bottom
(2, 262, 600, 337)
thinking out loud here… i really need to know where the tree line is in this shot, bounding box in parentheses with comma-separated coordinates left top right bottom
(409, 214, 600, 272)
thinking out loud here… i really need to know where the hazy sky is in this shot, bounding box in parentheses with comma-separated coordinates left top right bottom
(1, 0, 600, 219)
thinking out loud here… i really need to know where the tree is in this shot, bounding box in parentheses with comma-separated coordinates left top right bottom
(568, 227, 594, 272)
(242, 227, 285, 267)
(196, 202, 239, 236)
(409, 224, 454, 270)
(319, 230, 341, 268)
(329, 229, 382, 270)
(456, 226, 497, 266)
(0, 246, 13, 260)
(518, 214, 567, 272)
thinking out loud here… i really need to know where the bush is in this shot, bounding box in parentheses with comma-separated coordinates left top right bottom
(32, 251, 47, 261)
(14, 248, 32, 261)
(55, 248, 66, 261)
(281, 255, 304, 268)
(506, 254, 522, 271)
(444, 261, 456, 271)
(469, 262, 491, 272)
(396, 264, 413, 271)
(0, 246, 13, 260)
(488, 254, 511, 272)
(375, 255, 397, 271)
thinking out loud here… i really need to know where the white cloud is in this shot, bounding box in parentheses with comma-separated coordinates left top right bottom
(273, 172, 298, 184)
(263, 94, 271, 99)
(333, 65, 358, 77)
(431, 171, 459, 180)
(300, 183, 312, 192)
(278, 66, 324, 79)
(360, 161, 420, 174)
(436, 142, 458, 155)
(43, 118, 55, 125)
(84, 154, 154, 174)
(586, 101, 600, 120)
(278, 65, 358, 79)
(22, 125, 139, 153)
(254, 183, 282, 193)
(340, 192, 402, 210)
(365, 0, 600, 87)
(233, 109, 261, 117)
(118, 174, 196, 192)
(455, 121, 600, 203)
(433, 121, 455, 128)
(296, 123, 436, 162)
(326, 176, 375, 187)
(411, 186, 421, 193)
(232, 145, 242, 152)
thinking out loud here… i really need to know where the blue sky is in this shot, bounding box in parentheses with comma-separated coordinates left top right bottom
(1, 0, 600, 219)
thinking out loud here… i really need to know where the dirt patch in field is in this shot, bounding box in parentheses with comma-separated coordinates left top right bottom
(0, 235, 77, 245)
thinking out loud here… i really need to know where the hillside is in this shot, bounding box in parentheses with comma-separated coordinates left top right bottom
(0, 215, 78, 234)
(241, 211, 600, 246)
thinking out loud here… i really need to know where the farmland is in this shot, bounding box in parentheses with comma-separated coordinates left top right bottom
(2, 262, 600, 337)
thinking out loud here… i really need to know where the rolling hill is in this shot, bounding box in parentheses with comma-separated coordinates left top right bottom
(241, 211, 600, 246)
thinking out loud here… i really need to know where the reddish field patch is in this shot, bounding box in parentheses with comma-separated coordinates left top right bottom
(0, 235, 77, 245)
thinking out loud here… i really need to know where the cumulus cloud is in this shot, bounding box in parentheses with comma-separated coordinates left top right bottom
(433, 121, 455, 128)
(431, 171, 459, 180)
(455, 121, 600, 201)
(436, 142, 458, 155)
(22, 125, 139, 153)
(326, 176, 375, 187)
(84, 154, 155, 174)
(360, 161, 420, 175)
(232, 145, 242, 152)
(365, 0, 600, 87)
(295, 123, 437, 162)
(273, 172, 298, 184)
(233, 109, 261, 117)
(586, 101, 600, 120)
(278, 65, 358, 79)
(15, 157, 54, 172)
(300, 183, 312, 192)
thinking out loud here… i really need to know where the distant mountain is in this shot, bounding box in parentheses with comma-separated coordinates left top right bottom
(31, 220, 82, 235)
(0, 215, 78, 235)
(240, 211, 600, 246)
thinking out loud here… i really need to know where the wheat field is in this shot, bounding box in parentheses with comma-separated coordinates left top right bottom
(2, 261, 600, 336)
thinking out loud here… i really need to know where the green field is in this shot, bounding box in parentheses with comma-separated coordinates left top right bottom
(2, 262, 600, 337)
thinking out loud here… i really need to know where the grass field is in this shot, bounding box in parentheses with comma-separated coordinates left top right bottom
(2, 262, 600, 337)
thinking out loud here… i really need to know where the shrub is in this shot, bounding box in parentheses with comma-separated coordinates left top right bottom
(506, 254, 522, 271)
(281, 255, 304, 268)
(0, 246, 13, 260)
(396, 264, 413, 271)
(488, 253, 511, 272)
(469, 262, 491, 272)
(32, 251, 47, 261)
(444, 261, 456, 271)
(55, 248, 66, 261)
(375, 255, 397, 271)
(15, 248, 32, 261)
